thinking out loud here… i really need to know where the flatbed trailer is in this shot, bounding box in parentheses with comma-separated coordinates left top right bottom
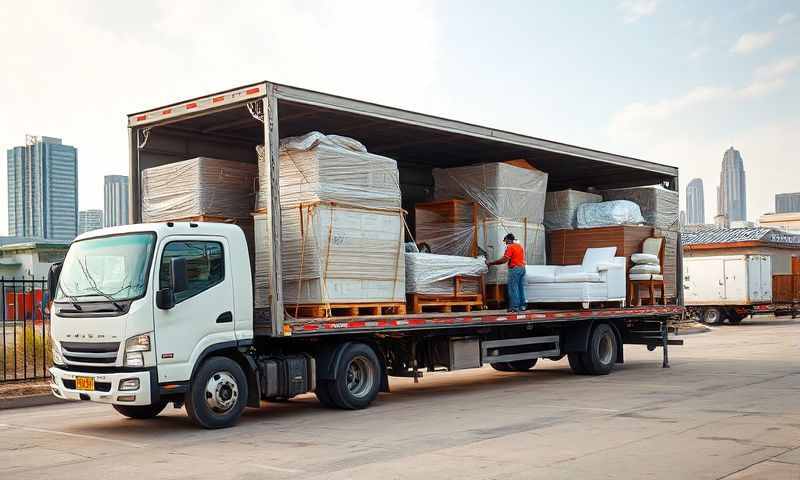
(46, 81, 684, 429)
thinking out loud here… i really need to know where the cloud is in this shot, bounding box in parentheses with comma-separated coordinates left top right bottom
(618, 0, 659, 23)
(609, 56, 800, 137)
(731, 31, 776, 54)
(689, 46, 710, 60)
(778, 12, 796, 25)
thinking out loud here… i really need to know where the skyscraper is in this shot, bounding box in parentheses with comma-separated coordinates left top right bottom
(104, 175, 129, 227)
(776, 192, 800, 213)
(717, 147, 747, 222)
(686, 178, 705, 225)
(7, 136, 78, 241)
(78, 209, 103, 234)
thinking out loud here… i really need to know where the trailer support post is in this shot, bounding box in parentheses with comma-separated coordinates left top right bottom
(263, 85, 285, 335)
(661, 319, 670, 368)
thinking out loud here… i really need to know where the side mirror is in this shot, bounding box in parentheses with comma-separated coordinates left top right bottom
(156, 288, 175, 310)
(170, 257, 188, 293)
(47, 262, 63, 301)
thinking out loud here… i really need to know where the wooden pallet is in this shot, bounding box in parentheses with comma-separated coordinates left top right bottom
(287, 302, 407, 318)
(407, 294, 484, 313)
(485, 283, 507, 308)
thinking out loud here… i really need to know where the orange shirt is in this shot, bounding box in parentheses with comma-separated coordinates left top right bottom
(504, 243, 525, 268)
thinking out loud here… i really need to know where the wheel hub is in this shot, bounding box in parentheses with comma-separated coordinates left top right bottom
(205, 371, 239, 413)
(598, 333, 613, 365)
(346, 356, 375, 399)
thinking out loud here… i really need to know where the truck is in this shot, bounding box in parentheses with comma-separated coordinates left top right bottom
(48, 82, 684, 428)
(684, 254, 799, 324)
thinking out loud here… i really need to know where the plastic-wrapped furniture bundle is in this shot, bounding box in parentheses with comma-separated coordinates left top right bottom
(479, 220, 546, 284)
(600, 187, 679, 229)
(432, 161, 548, 221)
(255, 132, 405, 309)
(415, 200, 478, 257)
(405, 253, 487, 295)
(544, 189, 603, 230)
(576, 200, 645, 228)
(142, 157, 257, 222)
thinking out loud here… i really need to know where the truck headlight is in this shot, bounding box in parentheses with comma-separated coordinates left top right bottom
(52, 340, 64, 366)
(119, 378, 140, 391)
(124, 333, 151, 368)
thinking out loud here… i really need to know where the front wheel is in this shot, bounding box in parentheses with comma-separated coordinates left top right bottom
(113, 401, 168, 419)
(185, 356, 248, 429)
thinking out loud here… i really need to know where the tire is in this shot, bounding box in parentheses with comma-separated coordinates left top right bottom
(490, 358, 538, 372)
(726, 309, 746, 324)
(579, 324, 618, 375)
(113, 401, 168, 419)
(327, 343, 381, 410)
(703, 308, 722, 325)
(315, 380, 337, 408)
(568, 352, 589, 375)
(185, 356, 248, 429)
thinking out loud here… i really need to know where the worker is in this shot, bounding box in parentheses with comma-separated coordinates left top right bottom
(486, 233, 526, 312)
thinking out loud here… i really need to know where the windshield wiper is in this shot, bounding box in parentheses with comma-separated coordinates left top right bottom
(76, 259, 125, 312)
(57, 285, 83, 311)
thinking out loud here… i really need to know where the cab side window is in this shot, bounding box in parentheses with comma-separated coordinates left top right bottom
(159, 241, 224, 304)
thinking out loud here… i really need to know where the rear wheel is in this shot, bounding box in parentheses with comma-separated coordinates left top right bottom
(726, 309, 746, 324)
(113, 401, 168, 419)
(185, 356, 248, 429)
(703, 308, 722, 325)
(579, 324, 618, 375)
(327, 343, 381, 410)
(568, 352, 588, 375)
(490, 358, 538, 372)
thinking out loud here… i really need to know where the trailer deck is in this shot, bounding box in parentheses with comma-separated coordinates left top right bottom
(281, 304, 683, 336)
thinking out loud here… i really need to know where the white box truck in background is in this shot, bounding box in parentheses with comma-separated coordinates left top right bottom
(684, 255, 772, 324)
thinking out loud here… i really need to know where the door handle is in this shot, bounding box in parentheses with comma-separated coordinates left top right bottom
(216, 311, 233, 323)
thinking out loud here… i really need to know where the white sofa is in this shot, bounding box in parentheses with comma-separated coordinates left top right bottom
(524, 247, 626, 308)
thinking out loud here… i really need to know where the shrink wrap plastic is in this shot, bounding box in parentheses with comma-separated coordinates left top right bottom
(576, 200, 645, 228)
(599, 186, 680, 230)
(544, 190, 603, 230)
(142, 157, 257, 222)
(432, 162, 548, 221)
(405, 253, 487, 295)
(255, 132, 405, 309)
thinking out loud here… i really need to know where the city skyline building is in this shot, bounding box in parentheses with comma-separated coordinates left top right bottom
(6, 135, 78, 241)
(78, 209, 103, 235)
(776, 192, 800, 213)
(717, 146, 747, 222)
(686, 178, 705, 225)
(104, 175, 129, 227)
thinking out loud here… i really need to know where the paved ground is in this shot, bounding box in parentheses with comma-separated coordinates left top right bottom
(1, 317, 799, 480)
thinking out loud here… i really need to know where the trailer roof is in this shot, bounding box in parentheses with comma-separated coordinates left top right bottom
(128, 81, 678, 190)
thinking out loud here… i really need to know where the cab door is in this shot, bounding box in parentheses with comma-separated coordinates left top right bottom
(153, 236, 235, 383)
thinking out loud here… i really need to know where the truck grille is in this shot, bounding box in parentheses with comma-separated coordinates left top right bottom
(60, 341, 120, 365)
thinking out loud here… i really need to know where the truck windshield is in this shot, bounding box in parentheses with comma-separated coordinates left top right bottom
(55, 233, 156, 302)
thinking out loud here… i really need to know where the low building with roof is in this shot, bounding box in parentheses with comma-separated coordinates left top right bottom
(0, 237, 70, 279)
(683, 228, 800, 275)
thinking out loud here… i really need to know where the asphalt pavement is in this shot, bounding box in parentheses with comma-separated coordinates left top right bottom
(1, 316, 798, 479)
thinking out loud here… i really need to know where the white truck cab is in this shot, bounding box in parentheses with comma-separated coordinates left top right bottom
(49, 222, 254, 422)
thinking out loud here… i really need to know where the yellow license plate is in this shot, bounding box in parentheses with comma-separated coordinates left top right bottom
(75, 376, 95, 391)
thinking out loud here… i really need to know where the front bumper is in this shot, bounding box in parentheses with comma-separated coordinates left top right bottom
(49, 366, 153, 406)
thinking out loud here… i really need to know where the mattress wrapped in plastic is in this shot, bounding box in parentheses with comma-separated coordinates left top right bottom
(544, 190, 603, 230)
(576, 200, 645, 228)
(600, 187, 680, 229)
(256, 132, 405, 307)
(432, 161, 548, 221)
(480, 220, 546, 284)
(405, 253, 487, 295)
(142, 157, 257, 222)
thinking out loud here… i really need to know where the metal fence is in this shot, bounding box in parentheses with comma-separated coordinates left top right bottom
(1, 277, 50, 383)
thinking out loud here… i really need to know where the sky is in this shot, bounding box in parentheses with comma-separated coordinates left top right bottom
(1, 0, 798, 234)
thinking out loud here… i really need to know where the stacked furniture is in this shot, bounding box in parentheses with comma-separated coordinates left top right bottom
(256, 132, 406, 317)
(600, 187, 679, 299)
(524, 247, 626, 307)
(425, 161, 549, 307)
(544, 189, 603, 230)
